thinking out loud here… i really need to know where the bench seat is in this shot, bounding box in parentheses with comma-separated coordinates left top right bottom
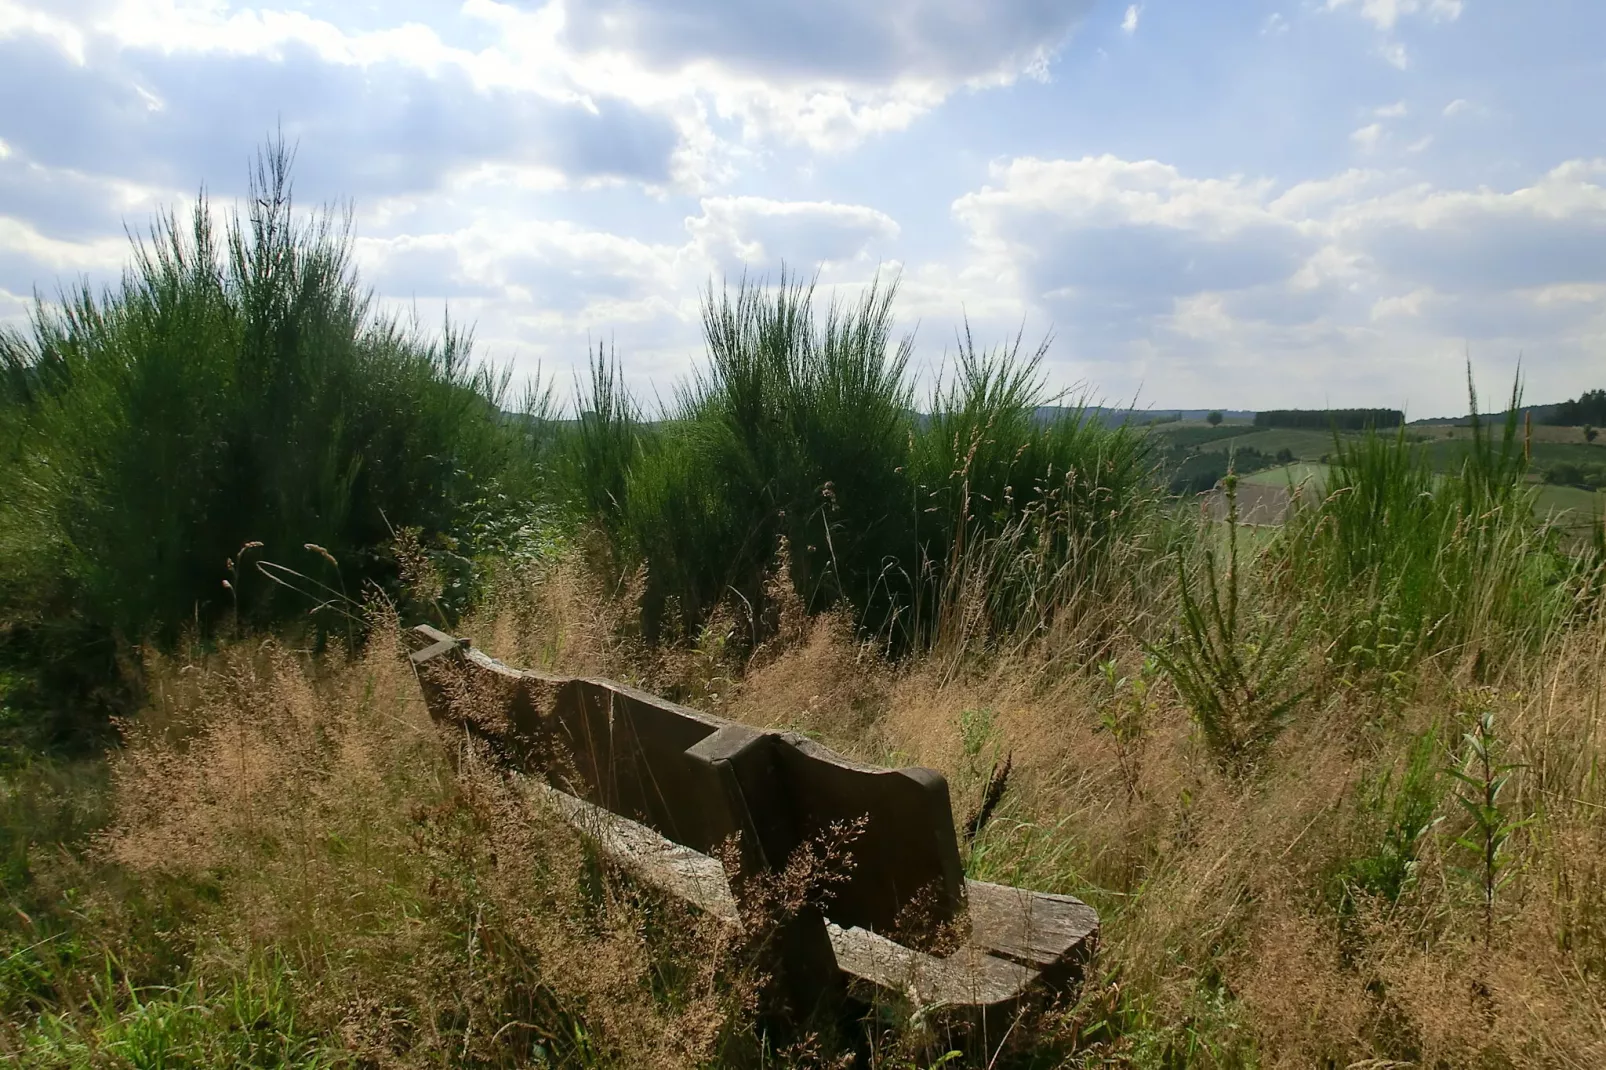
(519, 774, 1096, 1020)
(405, 624, 1097, 1024)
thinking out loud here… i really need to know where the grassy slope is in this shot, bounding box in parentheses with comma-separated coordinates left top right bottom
(1535, 482, 1605, 528)
(1239, 462, 1331, 489)
(5, 185, 1606, 1064)
(1201, 427, 1344, 458)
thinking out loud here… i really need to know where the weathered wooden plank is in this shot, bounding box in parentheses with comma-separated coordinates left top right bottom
(683, 724, 844, 1016)
(516, 774, 1048, 1015)
(546, 678, 726, 848)
(964, 879, 1098, 976)
(772, 733, 967, 949)
(826, 923, 1032, 1007)
(407, 626, 969, 944)
(519, 776, 742, 925)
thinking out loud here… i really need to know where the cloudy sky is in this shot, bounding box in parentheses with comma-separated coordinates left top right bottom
(2, 0, 1603, 415)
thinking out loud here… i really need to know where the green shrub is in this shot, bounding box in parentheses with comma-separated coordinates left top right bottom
(907, 325, 1154, 649)
(569, 269, 1156, 652)
(1334, 725, 1443, 910)
(0, 143, 548, 706)
(1278, 372, 1573, 684)
(1149, 475, 1307, 776)
(1164, 446, 1275, 495)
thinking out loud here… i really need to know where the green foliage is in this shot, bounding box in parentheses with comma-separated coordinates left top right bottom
(1254, 408, 1404, 430)
(1544, 460, 1606, 489)
(1096, 656, 1158, 803)
(1165, 446, 1278, 495)
(1150, 425, 1245, 450)
(19, 957, 343, 1069)
(1335, 726, 1443, 909)
(571, 269, 1156, 652)
(1446, 698, 1530, 951)
(1149, 475, 1307, 776)
(1205, 410, 1223, 427)
(1278, 371, 1573, 685)
(0, 142, 549, 706)
(908, 326, 1156, 650)
(1547, 388, 1606, 426)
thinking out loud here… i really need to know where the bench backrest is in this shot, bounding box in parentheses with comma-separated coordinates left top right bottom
(408, 626, 966, 945)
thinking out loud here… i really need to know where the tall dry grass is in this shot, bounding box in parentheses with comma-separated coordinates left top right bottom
(7, 612, 790, 1068)
(429, 530, 1600, 1065)
(9, 481, 1606, 1066)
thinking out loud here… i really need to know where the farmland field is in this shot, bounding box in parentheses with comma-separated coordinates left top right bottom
(1239, 462, 1331, 489)
(1535, 482, 1605, 529)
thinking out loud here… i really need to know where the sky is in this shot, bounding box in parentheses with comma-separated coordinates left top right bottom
(1, 1, 1604, 417)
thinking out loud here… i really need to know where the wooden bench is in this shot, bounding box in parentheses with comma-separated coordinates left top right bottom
(405, 624, 1097, 1029)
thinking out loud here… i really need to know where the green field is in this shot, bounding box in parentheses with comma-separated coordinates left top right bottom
(1239, 462, 1331, 489)
(1206, 428, 1345, 459)
(1423, 437, 1606, 472)
(1535, 482, 1605, 530)
(1150, 425, 1360, 462)
(1147, 423, 1254, 449)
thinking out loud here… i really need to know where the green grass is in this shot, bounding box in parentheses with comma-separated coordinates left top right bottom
(1239, 463, 1331, 489)
(1275, 381, 1574, 683)
(1195, 427, 1354, 460)
(1534, 482, 1605, 531)
(18, 958, 345, 1070)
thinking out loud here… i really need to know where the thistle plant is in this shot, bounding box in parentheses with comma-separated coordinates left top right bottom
(1447, 699, 1530, 951)
(1149, 471, 1307, 778)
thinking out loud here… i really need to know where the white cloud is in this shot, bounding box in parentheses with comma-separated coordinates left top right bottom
(1323, 0, 1465, 73)
(1443, 97, 1471, 117)
(0, 214, 130, 291)
(558, 0, 1092, 87)
(941, 153, 1606, 408)
(1326, 0, 1464, 32)
(1121, 5, 1141, 35)
(0, 1, 87, 64)
(1350, 122, 1384, 151)
(0, 0, 1099, 184)
(1262, 12, 1289, 35)
(344, 190, 908, 397)
(1378, 40, 1409, 69)
(1375, 100, 1407, 118)
(550, 0, 1096, 151)
(1370, 287, 1432, 319)
(685, 196, 900, 273)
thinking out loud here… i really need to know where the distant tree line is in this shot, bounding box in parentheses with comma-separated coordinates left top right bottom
(1253, 408, 1404, 430)
(1547, 390, 1606, 426)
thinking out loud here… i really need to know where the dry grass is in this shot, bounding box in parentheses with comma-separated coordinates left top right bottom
(19, 611, 775, 1068)
(9, 533, 1606, 1067)
(453, 553, 1606, 1066)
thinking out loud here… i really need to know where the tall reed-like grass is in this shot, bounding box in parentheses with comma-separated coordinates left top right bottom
(0, 143, 548, 715)
(569, 268, 1156, 658)
(909, 326, 1156, 659)
(1277, 373, 1574, 688)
